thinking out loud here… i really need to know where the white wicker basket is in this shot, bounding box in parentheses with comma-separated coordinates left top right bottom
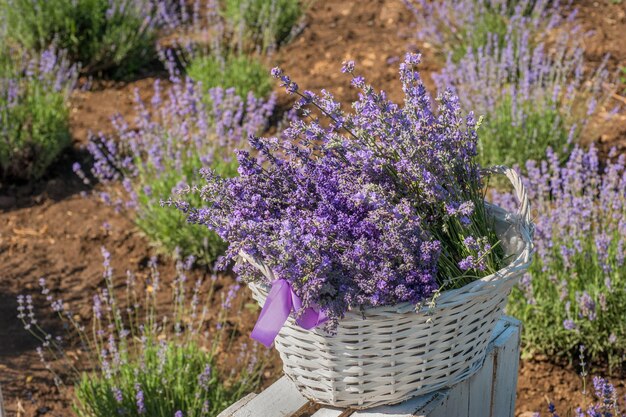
(242, 166, 533, 409)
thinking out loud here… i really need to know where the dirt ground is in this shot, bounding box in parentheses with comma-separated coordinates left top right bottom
(1, 0, 626, 416)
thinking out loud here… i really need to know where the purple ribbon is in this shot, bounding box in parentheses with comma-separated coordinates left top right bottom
(250, 279, 327, 347)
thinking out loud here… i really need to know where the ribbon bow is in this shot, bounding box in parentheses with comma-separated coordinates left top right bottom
(250, 279, 327, 347)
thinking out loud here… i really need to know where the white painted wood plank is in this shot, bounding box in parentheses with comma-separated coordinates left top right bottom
(430, 317, 520, 417)
(412, 391, 449, 416)
(490, 318, 508, 341)
(229, 377, 308, 417)
(351, 390, 447, 417)
(489, 324, 521, 417)
(311, 408, 345, 417)
(428, 374, 469, 417)
(467, 349, 495, 417)
(429, 317, 520, 417)
(217, 393, 257, 417)
(500, 315, 521, 328)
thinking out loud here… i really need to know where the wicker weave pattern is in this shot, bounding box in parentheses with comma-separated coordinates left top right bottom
(244, 166, 533, 409)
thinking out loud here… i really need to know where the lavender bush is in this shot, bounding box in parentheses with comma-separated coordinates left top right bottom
(435, 27, 613, 169)
(223, 0, 305, 54)
(0, 0, 167, 77)
(0, 47, 78, 180)
(186, 54, 272, 99)
(163, 0, 304, 57)
(19, 248, 264, 417)
(403, 0, 566, 62)
(494, 146, 626, 365)
(178, 54, 505, 330)
(161, 0, 275, 100)
(78, 74, 276, 265)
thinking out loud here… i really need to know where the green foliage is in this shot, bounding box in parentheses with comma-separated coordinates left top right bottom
(0, 48, 76, 180)
(498, 146, 626, 368)
(186, 54, 273, 99)
(82, 78, 274, 266)
(223, 0, 304, 53)
(408, 0, 555, 63)
(22, 251, 263, 417)
(509, 230, 626, 368)
(74, 341, 254, 417)
(438, 26, 611, 172)
(447, 8, 509, 63)
(0, 0, 160, 77)
(477, 97, 573, 169)
(133, 152, 238, 266)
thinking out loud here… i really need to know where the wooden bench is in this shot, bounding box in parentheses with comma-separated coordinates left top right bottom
(219, 316, 521, 417)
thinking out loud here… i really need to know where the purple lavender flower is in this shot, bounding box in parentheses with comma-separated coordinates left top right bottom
(221, 285, 240, 310)
(16, 295, 25, 320)
(341, 60, 355, 74)
(458, 256, 475, 271)
(563, 319, 576, 331)
(548, 402, 559, 417)
(19, 246, 262, 417)
(576, 292, 597, 321)
(198, 364, 212, 390)
(93, 295, 103, 320)
(112, 387, 123, 403)
(51, 299, 64, 313)
(536, 376, 625, 416)
(135, 383, 145, 414)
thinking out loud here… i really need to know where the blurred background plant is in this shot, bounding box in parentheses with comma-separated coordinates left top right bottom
(185, 54, 273, 99)
(75, 75, 276, 266)
(403, 0, 566, 63)
(0, 46, 78, 180)
(0, 0, 167, 78)
(493, 146, 626, 368)
(434, 28, 613, 169)
(619, 66, 626, 95)
(18, 248, 264, 417)
(160, 0, 307, 102)
(222, 0, 306, 55)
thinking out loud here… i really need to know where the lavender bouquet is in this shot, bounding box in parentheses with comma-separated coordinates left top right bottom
(180, 53, 506, 334)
